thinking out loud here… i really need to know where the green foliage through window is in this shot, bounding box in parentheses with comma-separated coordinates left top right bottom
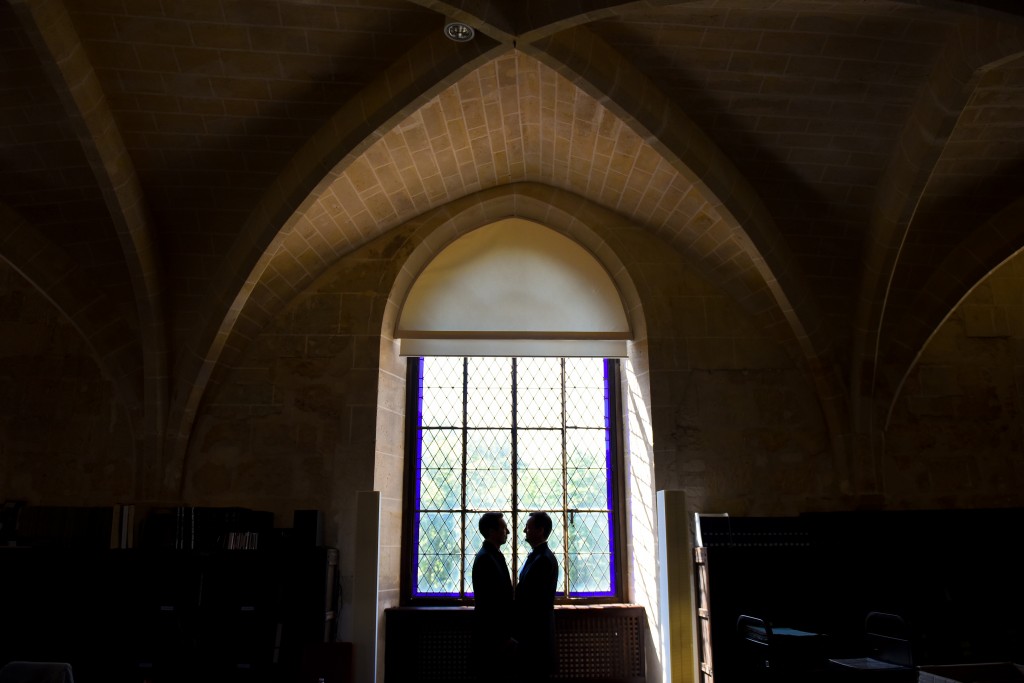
(411, 357, 617, 598)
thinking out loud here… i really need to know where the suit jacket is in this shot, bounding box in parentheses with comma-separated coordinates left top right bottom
(514, 542, 558, 673)
(472, 542, 514, 641)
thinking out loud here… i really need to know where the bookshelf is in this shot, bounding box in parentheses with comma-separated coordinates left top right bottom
(0, 504, 339, 683)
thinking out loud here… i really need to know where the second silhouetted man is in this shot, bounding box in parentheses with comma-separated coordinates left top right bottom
(514, 511, 558, 680)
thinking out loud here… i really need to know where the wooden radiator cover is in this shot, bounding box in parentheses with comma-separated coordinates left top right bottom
(385, 605, 646, 683)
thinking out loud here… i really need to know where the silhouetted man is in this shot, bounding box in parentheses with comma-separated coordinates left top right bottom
(471, 512, 515, 681)
(514, 511, 558, 680)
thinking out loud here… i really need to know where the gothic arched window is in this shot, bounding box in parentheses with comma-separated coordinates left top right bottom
(398, 219, 630, 603)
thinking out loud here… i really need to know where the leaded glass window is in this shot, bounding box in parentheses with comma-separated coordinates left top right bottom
(409, 356, 619, 600)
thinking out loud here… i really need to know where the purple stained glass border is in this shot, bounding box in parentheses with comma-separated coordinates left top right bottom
(569, 359, 616, 597)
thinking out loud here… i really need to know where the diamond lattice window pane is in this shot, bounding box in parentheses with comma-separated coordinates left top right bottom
(419, 467, 460, 509)
(414, 356, 617, 599)
(566, 467, 606, 510)
(518, 429, 561, 469)
(421, 357, 464, 427)
(518, 467, 563, 510)
(423, 356, 464, 388)
(416, 512, 461, 595)
(567, 552, 613, 594)
(466, 385, 513, 427)
(518, 358, 560, 388)
(420, 428, 461, 470)
(565, 358, 605, 388)
(565, 358, 606, 428)
(463, 552, 475, 598)
(567, 512, 612, 594)
(568, 512, 610, 553)
(463, 523, 476, 598)
(565, 386, 606, 428)
(517, 385, 562, 428)
(421, 384, 463, 427)
(466, 429, 511, 469)
(468, 356, 512, 388)
(466, 465, 512, 511)
(467, 358, 512, 428)
(517, 358, 561, 428)
(466, 428, 512, 510)
(518, 429, 563, 509)
(421, 389, 462, 429)
(566, 428, 607, 471)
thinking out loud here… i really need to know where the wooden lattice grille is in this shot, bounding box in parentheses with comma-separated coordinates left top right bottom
(385, 605, 646, 682)
(555, 610, 644, 680)
(413, 627, 472, 681)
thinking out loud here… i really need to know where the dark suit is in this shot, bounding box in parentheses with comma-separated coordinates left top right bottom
(514, 542, 558, 677)
(471, 541, 514, 680)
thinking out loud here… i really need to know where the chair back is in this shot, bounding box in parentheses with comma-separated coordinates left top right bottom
(736, 614, 772, 675)
(863, 612, 914, 667)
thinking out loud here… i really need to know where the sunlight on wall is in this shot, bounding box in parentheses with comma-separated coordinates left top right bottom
(373, 334, 405, 681)
(623, 357, 663, 682)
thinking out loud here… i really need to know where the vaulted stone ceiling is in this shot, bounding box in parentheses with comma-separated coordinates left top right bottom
(3, 0, 1024, 463)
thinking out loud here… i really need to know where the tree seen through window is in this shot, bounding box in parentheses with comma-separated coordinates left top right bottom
(411, 356, 617, 599)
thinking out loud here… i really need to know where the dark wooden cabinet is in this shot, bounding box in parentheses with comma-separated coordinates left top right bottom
(384, 605, 646, 683)
(0, 546, 339, 683)
(694, 510, 1024, 683)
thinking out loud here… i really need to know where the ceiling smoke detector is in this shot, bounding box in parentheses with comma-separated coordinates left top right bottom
(444, 21, 475, 42)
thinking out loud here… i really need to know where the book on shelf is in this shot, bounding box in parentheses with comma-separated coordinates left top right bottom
(5, 503, 277, 552)
(105, 503, 136, 549)
(138, 505, 178, 549)
(0, 500, 22, 545)
(138, 505, 273, 551)
(110, 503, 121, 548)
(11, 504, 116, 549)
(226, 530, 260, 550)
(116, 503, 135, 549)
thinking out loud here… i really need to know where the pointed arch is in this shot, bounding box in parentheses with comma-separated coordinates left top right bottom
(396, 217, 631, 357)
(373, 184, 660, 676)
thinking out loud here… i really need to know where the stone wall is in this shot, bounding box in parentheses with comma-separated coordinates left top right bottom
(4, 218, 1024, 647)
(885, 251, 1024, 508)
(0, 262, 135, 504)
(187, 225, 416, 640)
